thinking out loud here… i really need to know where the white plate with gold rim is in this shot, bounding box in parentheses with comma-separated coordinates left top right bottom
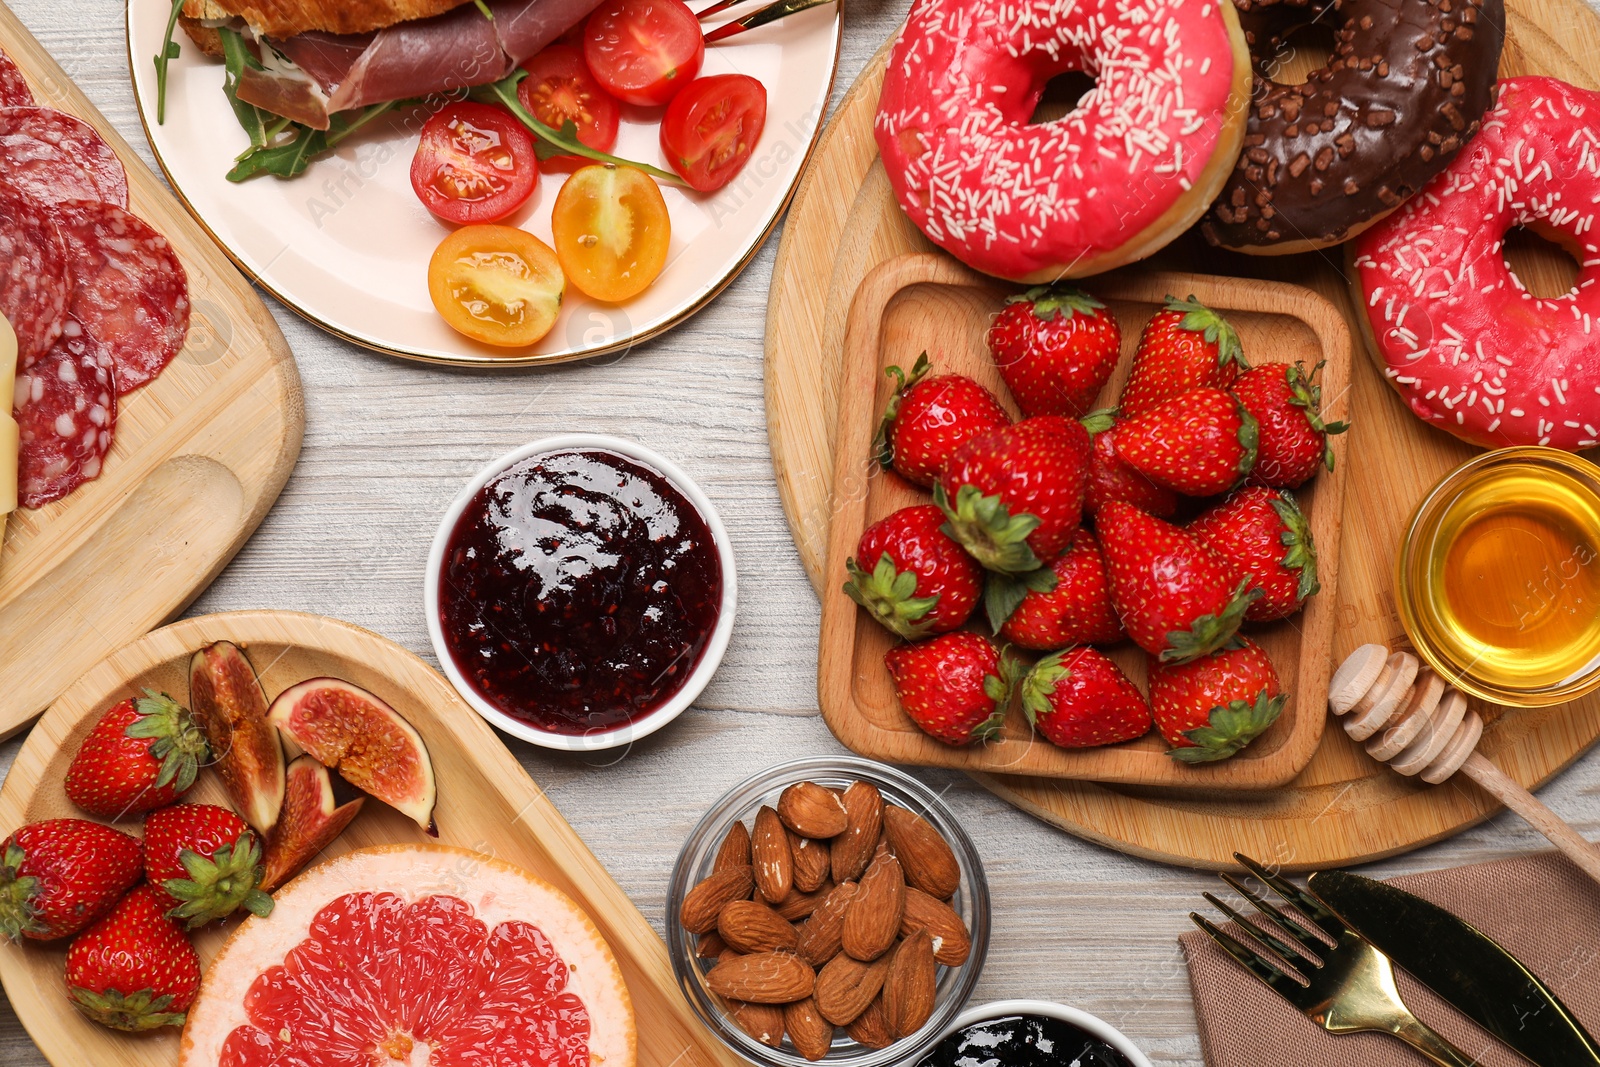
(126, 1, 840, 367)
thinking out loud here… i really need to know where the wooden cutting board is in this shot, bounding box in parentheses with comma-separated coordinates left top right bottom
(766, 0, 1600, 869)
(818, 254, 1350, 789)
(0, 610, 742, 1067)
(0, 7, 301, 738)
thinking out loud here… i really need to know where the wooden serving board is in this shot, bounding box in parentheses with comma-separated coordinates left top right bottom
(0, 8, 302, 738)
(819, 253, 1349, 789)
(0, 610, 741, 1067)
(767, 0, 1600, 868)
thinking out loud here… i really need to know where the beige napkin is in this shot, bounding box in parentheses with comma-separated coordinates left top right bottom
(1181, 852, 1600, 1066)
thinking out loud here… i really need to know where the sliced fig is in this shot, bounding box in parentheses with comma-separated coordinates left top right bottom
(260, 756, 365, 892)
(189, 641, 286, 835)
(267, 679, 437, 833)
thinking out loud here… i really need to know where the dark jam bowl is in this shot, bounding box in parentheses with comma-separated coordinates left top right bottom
(926, 1002, 1152, 1067)
(425, 435, 737, 751)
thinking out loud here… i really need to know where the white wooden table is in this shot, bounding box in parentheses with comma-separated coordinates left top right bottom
(3, 3, 1599, 1063)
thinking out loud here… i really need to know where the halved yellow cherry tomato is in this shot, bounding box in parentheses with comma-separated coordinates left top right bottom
(550, 164, 670, 303)
(428, 225, 564, 348)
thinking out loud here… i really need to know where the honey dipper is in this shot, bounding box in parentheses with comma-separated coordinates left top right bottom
(1329, 644, 1600, 884)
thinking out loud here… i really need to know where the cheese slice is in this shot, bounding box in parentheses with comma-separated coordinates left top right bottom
(0, 315, 17, 526)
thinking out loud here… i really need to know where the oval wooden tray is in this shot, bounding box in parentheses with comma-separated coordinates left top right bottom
(767, 0, 1600, 868)
(0, 8, 302, 739)
(0, 611, 739, 1067)
(818, 253, 1349, 789)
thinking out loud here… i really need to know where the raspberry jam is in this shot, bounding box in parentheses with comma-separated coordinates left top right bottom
(438, 449, 723, 736)
(919, 1014, 1132, 1067)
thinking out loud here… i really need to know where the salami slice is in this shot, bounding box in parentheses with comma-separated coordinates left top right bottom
(52, 199, 190, 394)
(0, 106, 127, 207)
(14, 329, 116, 508)
(0, 48, 33, 107)
(0, 180, 69, 368)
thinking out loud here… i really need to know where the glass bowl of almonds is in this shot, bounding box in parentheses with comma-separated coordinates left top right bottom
(666, 755, 991, 1067)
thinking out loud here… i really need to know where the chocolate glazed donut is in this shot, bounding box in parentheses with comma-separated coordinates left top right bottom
(1202, 0, 1504, 254)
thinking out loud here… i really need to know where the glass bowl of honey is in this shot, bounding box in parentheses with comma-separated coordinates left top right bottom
(1397, 447, 1600, 707)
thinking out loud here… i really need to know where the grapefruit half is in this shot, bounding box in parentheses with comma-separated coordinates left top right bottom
(181, 844, 635, 1067)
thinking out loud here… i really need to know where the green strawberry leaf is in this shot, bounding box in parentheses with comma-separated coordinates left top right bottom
(873, 352, 932, 471)
(68, 985, 187, 1031)
(1010, 284, 1105, 322)
(843, 554, 941, 640)
(1165, 294, 1246, 369)
(935, 482, 1044, 576)
(982, 564, 1057, 633)
(1269, 490, 1320, 602)
(1168, 689, 1287, 763)
(1285, 361, 1349, 472)
(1018, 651, 1070, 727)
(126, 689, 209, 793)
(1079, 407, 1118, 436)
(162, 837, 273, 930)
(1233, 399, 1260, 487)
(1160, 579, 1262, 664)
(971, 645, 1022, 741)
(0, 844, 42, 941)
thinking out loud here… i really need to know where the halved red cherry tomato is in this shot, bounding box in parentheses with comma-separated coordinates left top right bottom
(551, 165, 670, 302)
(428, 225, 565, 347)
(583, 0, 705, 107)
(661, 74, 767, 192)
(518, 45, 621, 164)
(410, 103, 537, 224)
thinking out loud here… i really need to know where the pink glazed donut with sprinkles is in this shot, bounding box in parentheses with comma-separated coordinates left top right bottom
(873, 0, 1252, 282)
(1353, 76, 1600, 450)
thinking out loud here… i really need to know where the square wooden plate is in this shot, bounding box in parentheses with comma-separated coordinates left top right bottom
(817, 252, 1351, 790)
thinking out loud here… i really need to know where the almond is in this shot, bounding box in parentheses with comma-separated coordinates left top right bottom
(830, 782, 884, 883)
(900, 886, 971, 967)
(883, 805, 961, 899)
(718, 899, 800, 954)
(846, 995, 893, 1049)
(717, 947, 742, 967)
(841, 851, 905, 961)
(705, 951, 815, 1004)
(783, 997, 834, 1061)
(778, 781, 849, 838)
(681, 865, 754, 934)
(697, 930, 728, 959)
(814, 952, 889, 1025)
(724, 999, 785, 1047)
(714, 820, 752, 872)
(796, 880, 858, 966)
(883, 928, 937, 1038)
(792, 832, 831, 893)
(772, 879, 834, 922)
(752, 805, 794, 903)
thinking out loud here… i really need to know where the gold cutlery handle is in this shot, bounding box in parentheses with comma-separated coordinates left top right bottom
(1392, 1013, 1479, 1067)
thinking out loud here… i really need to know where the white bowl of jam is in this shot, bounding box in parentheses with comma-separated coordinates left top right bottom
(425, 434, 737, 751)
(922, 1001, 1152, 1067)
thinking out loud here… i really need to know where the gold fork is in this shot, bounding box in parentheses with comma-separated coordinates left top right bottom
(1190, 854, 1478, 1067)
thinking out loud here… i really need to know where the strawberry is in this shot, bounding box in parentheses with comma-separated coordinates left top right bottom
(937, 415, 1091, 574)
(1148, 637, 1286, 762)
(1119, 295, 1247, 418)
(884, 631, 1017, 746)
(874, 353, 1011, 487)
(1019, 647, 1152, 748)
(998, 531, 1124, 649)
(64, 691, 209, 820)
(143, 803, 273, 929)
(1233, 360, 1348, 488)
(844, 504, 983, 639)
(65, 883, 201, 1031)
(987, 285, 1121, 417)
(1112, 387, 1257, 497)
(1189, 487, 1319, 621)
(1084, 414, 1178, 519)
(1097, 501, 1258, 662)
(0, 820, 142, 942)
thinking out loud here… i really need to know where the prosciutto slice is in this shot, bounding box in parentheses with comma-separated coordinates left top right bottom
(237, 0, 602, 129)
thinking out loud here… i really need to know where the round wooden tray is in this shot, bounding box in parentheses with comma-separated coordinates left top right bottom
(0, 611, 739, 1067)
(765, 0, 1600, 870)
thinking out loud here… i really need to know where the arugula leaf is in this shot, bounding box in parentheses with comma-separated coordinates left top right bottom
(225, 100, 400, 182)
(218, 27, 269, 150)
(474, 0, 495, 17)
(473, 68, 685, 185)
(532, 119, 584, 162)
(154, 0, 186, 124)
